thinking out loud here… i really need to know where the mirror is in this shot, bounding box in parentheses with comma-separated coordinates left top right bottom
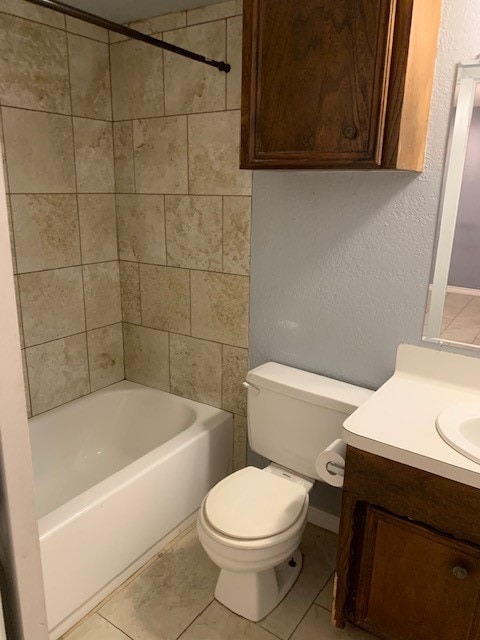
(424, 61, 480, 349)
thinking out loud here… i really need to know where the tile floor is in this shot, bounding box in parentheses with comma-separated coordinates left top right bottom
(424, 291, 480, 345)
(63, 524, 377, 640)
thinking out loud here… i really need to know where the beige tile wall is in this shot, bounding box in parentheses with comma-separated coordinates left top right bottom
(112, 0, 251, 469)
(0, 1, 123, 416)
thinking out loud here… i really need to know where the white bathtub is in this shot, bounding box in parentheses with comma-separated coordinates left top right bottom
(29, 381, 233, 638)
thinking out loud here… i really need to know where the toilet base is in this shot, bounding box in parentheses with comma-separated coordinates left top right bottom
(214, 549, 303, 622)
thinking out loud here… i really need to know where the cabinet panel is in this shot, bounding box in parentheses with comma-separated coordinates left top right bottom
(241, 0, 396, 168)
(354, 507, 480, 640)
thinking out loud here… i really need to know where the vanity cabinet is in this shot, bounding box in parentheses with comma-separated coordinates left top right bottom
(240, 0, 441, 171)
(335, 447, 480, 640)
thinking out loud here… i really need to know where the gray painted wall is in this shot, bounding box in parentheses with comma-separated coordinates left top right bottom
(248, 0, 480, 515)
(449, 107, 480, 289)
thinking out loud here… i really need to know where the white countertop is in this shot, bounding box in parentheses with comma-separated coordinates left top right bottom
(343, 344, 480, 489)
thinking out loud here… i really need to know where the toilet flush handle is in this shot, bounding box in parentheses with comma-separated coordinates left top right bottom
(243, 381, 260, 395)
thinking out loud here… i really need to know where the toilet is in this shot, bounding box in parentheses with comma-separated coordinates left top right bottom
(197, 362, 372, 622)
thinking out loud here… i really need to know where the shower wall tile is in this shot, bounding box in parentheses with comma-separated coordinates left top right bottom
(113, 122, 135, 193)
(222, 345, 248, 415)
(163, 22, 226, 115)
(87, 323, 124, 392)
(19, 267, 85, 346)
(123, 323, 169, 391)
(78, 194, 117, 263)
(11, 194, 80, 273)
(0, 0, 65, 28)
(165, 195, 222, 270)
(110, 39, 164, 121)
(186, 0, 242, 25)
(140, 264, 190, 334)
(0, 13, 70, 114)
(2, 108, 76, 193)
(73, 117, 115, 193)
(191, 271, 249, 347)
(133, 116, 188, 194)
(117, 194, 166, 264)
(21, 350, 31, 418)
(127, 11, 187, 37)
(68, 34, 112, 120)
(66, 16, 109, 43)
(226, 15, 242, 110)
(233, 414, 247, 471)
(188, 110, 252, 196)
(26, 333, 90, 415)
(83, 262, 122, 330)
(119, 261, 141, 324)
(14, 275, 24, 348)
(170, 334, 222, 406)
(222, 196, 251, 275)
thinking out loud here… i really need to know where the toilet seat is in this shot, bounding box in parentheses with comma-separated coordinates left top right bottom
(204, 466, 307, 540)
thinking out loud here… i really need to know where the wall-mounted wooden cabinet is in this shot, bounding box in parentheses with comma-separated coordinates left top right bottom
(240, 0, 442, 171)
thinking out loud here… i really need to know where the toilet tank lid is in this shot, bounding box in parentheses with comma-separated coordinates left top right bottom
(246, 362, 373, 413)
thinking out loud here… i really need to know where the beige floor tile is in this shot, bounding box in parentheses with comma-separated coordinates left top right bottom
(441, 296, 480, 344)
(64, 613, 130, 639)
(315, 574, 335, 610)
(165, 195, 222, 270)
(170, 334, 222, 406)
(188, 111, 252, 196)
(2, 107, 75, 193)
(260, 525, 337, 640)
(291, 605, 376, 640)
(73, 118, 114, 193)
(100, 529, 218, 640)
(0, 13, 70, 113)
(140, 264, 190, 334)
(111, 38, 164, 120)
(443, 292, 473, 322)
(179, 601, 278, 640)
(68, 34, 111, 120)
(163, 22, 226, 116)
(123, 323, 169, 391)
(11, 194, 80, 273)
(133, 116, 188, 194)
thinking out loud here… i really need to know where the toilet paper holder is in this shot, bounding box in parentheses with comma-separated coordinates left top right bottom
(325, 461, 345, 478)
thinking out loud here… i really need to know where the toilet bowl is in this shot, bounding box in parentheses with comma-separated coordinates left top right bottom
(197, 362, 372, 622)
(197, 465, 311, 621)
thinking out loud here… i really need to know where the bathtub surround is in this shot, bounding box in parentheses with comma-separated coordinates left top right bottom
(111, 0, 251, 470)
(0, 3, 122, 417)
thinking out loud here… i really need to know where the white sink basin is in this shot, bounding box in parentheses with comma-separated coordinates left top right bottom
(436, 403, 480, 464)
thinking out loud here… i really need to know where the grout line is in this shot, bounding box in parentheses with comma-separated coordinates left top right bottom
(24, 322, 122, 351)
(8, 191, 249, 198)
(101, 259, 248, 279)
(95, 614, 135, 640)
(15, 258, 119, 277)
(0, 9, 66, 33)
(175, 600, 215, 640)
(113, 106, 241, 124)
(0, 103, 111, 123)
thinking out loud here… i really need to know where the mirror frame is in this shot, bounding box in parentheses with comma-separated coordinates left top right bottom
(424, 61, 480, 348)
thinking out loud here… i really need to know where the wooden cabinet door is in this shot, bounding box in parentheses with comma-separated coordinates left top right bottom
(354, 507, 480, 640)
(241, 0, 396, 169)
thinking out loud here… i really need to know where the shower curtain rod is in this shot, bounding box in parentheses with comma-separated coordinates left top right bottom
(23, 0, 231, 72)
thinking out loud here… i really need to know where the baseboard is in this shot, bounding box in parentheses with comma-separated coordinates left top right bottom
(307, 506, 340, 535)
(428, 284, 480, 297)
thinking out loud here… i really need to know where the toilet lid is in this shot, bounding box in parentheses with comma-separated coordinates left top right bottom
(204, 466, 307, 540)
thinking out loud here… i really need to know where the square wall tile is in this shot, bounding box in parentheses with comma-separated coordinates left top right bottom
(0, 0, 65, 28)
(113, 121, 135, 193)
(26, 333, 89, 415)
(2, 108, 75, 193)
(21, 350, 31, 418)
(13, 275, 24, 347)
(170, 334, 222, 406)
(73, 117, 114, 193)
(123, 323, 169, 391)
(68, 34, 112, 120)
(133, 116, 188, 194)
(110, 39, 164, 120)
(223, 196, 251, 275)
(11, 194, 80, 272)
(227, 15, 242, 109)
(222, 345, 248, 415)
(119, 261, 141, 324)
(163, 22, 226, 115)
(233, 414, 247, 471)
(19, 267, 85, 346)
(165, 195, 222, 270)
(66, 16, 109, 42)
(78, 194, 117, 263)
(187, 0, 241, 25)
(117, 194, 166, 264)
(87, 323, 124, 391)
(0, 13, 70, 113)
(83, 262, 122, 329)
(127, 11, 186, 35)
(191, 271, 249, 347)
(188, 110, 252, 196)
(140, 264, 190, 334)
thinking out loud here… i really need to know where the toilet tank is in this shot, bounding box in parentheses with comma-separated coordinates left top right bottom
(246, 362, 373, 480)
